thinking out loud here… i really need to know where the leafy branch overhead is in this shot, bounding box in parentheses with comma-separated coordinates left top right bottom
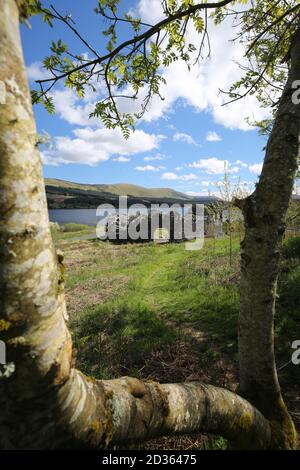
(29, 0, 300, 137)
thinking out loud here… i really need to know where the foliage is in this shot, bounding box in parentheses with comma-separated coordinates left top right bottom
(286, 197, 300, 228)
(216, 0, 300, 134)
(50, 222, 95, 242)
(208, 163, 248, 265)
(54, 234, 299, 387)
(25, 0, 300, 136)
(282, 236, 300, 259)
(62, 222, 91, 232)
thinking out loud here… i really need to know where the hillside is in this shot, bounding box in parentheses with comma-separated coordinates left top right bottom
(45, 178, 191, 200)
(97, 183, 191, 199)
(45, 178, 218, 209)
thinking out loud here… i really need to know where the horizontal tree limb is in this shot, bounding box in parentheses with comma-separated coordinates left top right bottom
(50, 370, 271, 450)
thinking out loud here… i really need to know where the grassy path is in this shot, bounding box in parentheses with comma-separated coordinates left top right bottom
(53, 233, 300, 448)
(57, 237, 241, 381)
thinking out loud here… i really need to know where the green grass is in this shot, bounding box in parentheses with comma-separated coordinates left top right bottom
(282, 236, 300, 259)
(53, 233, 299, 448)
(56, 235, 241, 381)
(62, 222, 91, 232)
(50, 222, 96, 242)
(54, 233, 299, 386)
(276, 240, 300, 357)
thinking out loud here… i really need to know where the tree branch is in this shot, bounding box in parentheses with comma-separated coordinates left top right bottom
(48, 4, 100, 59)
(221, 19, 294, 106)
(245, 3, 300, 57)
(35, 0, 234, 86)
(102, 376, 271, 448)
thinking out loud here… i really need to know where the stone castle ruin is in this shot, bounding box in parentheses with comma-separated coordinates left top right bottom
(103, 204, 223, 243)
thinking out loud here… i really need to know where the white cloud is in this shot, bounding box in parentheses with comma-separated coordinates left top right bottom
(229, 166, 240, 174)
(131, 2, 271, 130)
(135, 165, 165, 172)
(161, 172, 179, 180)
(51, 89, 98, 127)
(137, 0, 165, 24)
(161, 172, 197, 181)
(26, 61, 49, 81)
(249, 163, 263, 175)
(235, 159, 248, 168)
(185, 191, 208, 196)
(28, 2, 270, 135)
(27, 66, 101, 128)
(113, 156, 131, 163)
(206, 131, 222, 142)
(42, 127, 164, 166)
(173, 132, 197, 146)
(189, 158, 227, 175)
(144, 153, 166, 161)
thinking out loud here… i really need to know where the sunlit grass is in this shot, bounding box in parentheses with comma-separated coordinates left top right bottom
(53, 234, 299, 388)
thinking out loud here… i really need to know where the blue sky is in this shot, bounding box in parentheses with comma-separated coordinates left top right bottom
(21, 0, 268, 195)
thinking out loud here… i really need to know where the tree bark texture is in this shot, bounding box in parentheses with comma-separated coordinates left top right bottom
(237, 23, 300, 450)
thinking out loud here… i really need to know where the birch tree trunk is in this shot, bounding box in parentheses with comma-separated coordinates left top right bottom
(0, 0, 297, 450)
(237, 26, 300, 451)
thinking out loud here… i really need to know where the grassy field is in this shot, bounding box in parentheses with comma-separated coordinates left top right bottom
(54, 229, 300, 449)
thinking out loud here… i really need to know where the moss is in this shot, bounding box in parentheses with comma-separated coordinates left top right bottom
(105, 389, 114, 400)
(0, 319, 11, 332)
(56, 249, 65, 288)
(90, 419, 101, 436)
(58, 262, 65, 286)
(152, 382, 169, 417)
(7, 312, 26, 325)
(103, 389, 114, 447)
(16, 1, 27, 17)
(7, 336, 26, 347)
(84, 374, 97, 385)
(270, 419, 297, 450)
(269, 397, 297, 450)
(237, 411, 253, 430)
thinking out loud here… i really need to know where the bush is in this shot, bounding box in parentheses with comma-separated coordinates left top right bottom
(282, 236, 300, 259)
(62, 223, 90, 232)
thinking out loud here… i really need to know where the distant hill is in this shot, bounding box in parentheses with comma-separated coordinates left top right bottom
(45, 178, 219, 209)
(98, 183, 191, 199)
(45, 178, 190, 200)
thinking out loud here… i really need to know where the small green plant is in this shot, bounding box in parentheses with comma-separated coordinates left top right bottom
(282, 236, 300, 259)
(209, 163, 248, 267)
(204, 436, 228, 450)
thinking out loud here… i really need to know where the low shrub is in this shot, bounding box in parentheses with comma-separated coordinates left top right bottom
(282, 236, 300, 259)
(62, 223, 90, 232)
